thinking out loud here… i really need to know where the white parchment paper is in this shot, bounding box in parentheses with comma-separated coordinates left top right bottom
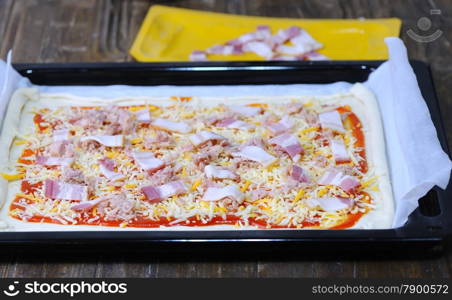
(0, 38, 450, 228)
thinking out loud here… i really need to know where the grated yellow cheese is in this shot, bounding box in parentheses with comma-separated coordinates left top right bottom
(1, 173, 25, 181)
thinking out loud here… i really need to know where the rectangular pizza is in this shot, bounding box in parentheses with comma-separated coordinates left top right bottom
(0, 83, 394, 230)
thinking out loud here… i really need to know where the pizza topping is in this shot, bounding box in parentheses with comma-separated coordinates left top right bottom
(14, 96, 370, 229)
(266, 116, 294, 135)
(80, 135, 124, 147)
(319, 110, 345, 133)
(98, 158, 125, 181)
(71, 195, 109, 211)
(53, 128, 70, 141)
(36, 156, 74, 167)
(151, 118, 192, 133)
(188, 131, 227, 148)
(44, 179, 88, 201)
(201, 185, 244, 202)
(233, 146, 277, 167)
(305, 197, 353, 212)
(135, 109, 152, 123)
(204, 165, 239, 180)
(330, 138, 350, 163)
(216, 117, 254, 130)
(269, 133, 304, 161)
(318, 170, 360, 193)
(47, 140, 75, 157)
(229, 105, 262, 117)
(189, 50, 207, 62)
(142, 180, 187, 203)
(132, 151, 165, 174)
(291, 165, 309, 183)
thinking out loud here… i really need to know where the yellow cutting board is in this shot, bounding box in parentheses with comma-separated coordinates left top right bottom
(130, 5, 401, 62)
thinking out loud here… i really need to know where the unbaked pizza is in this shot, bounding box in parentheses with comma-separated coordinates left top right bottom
(0, 84, 394, 230)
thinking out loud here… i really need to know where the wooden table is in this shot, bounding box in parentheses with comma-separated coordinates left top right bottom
(0, 0, 451, 278)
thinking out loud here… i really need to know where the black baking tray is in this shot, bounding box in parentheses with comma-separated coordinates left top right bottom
(1, 60, 450, 256)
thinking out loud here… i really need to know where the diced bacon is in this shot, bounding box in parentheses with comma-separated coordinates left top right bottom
(189, 50, 207, 61)
(271, 26, 301, 46)
(266, 116, 294, 135)
(135, 109, 151, 123)
(188, 131, 227, 147)
(268, 133, 304, 160)
(291, 165, 309, 183)
(151, 118, 192, 134)
(53, 129, 69, 142)
(255, 25, 272, 40)
(80, 135, 124, 147)
(305, 197, 353, 212)
(132, 151, 165, 174)
(228, 105, 262, 117)
(319, 110, 345, 132)
(318, 170, 344, 186)
(36, 156, 74, 167)
(318, 170, 360, 193)
(204, 165, 238, 180)
(99, 158, 124, 181)
(243, 41, 273, 59)
(142, 180, 187, 203)
(303, 51, 329, 61)
(339, 175, 360, 192)
(233, 146, 276, 167)
(44, 179, 88, 201)
(71, 196, 109, 211)
(330, 138, 350, 163)
(289, 29, 323, 54)
(207, 44, 236, 55)
(216, 117, 254, 130)
(201, 185, 244, 202)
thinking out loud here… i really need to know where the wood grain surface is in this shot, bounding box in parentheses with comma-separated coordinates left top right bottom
(0, 0, 451, 278)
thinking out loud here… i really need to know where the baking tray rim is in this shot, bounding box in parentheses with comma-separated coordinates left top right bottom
(0, 60, 450, 246)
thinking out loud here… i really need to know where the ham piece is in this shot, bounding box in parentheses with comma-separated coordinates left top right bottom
(319, 110, 345, 133)
(233, 146, 277, 167)
(216, 117, 254, 130)
(36, 156, 74, 167)
(318, 170, 359, 192)
(151, 118, 192, 134)
(142, 180, 187, 203)
(44, 179, 88, 201)
(266, 116, 294, 135)
(80, 135, 124, 147)
(201, 185, 244, 202)
(53, 129, 70, 142)
(188, 131, 227, 147)
(305, 197, 353, 212)
(330, 138, 350, 163)
(98, 158, 125, 181)
(132, 151, 165, 174)
(268, 133, 304, 161)
(228, 105, 262, 117)
(204, 165, 238, 180)
(291, 165, 309, 183)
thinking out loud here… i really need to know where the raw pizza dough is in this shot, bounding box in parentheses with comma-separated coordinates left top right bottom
(0, 84, 394, 231)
